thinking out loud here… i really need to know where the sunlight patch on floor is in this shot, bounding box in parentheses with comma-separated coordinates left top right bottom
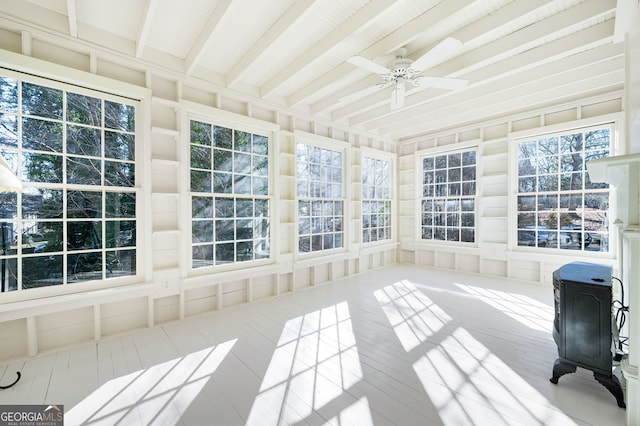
(247, 302, 369, 426)
(454, 283, 554, 332)
(414, 327, 575, 425)
(374, 279, 452, 351)
(66, 339, 236, 425)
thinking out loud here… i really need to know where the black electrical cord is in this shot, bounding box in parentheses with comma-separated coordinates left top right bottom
(612, 276, 629, 352)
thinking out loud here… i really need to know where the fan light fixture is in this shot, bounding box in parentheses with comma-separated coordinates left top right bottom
(347, 37, 469, 110)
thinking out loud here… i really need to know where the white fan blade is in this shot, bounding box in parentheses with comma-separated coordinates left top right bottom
(347, 56, 391, 75)
(416, 76, 468, 90)
(390, 84, 405, 110)
(411, 37, 463, 72)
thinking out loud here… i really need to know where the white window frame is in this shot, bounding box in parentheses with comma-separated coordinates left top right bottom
(507, 115, 622, 258)
(416, 143, 478, 247)
(360, 148, 396, 247)
(0, 50, 149, 303)
(294, 131, 350, 259)
(180, 101, 279, 275)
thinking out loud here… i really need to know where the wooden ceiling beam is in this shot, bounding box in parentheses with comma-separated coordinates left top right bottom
(226, 0, 317, 89)
(66, 0, 77, 37)
(135, 0, 158, 58)
(185, 0, 233, 75)
(260, 0, 399, 98)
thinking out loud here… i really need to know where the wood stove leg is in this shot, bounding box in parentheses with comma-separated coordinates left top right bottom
(550, 358, 576, 384)
(594, 372, 626, 408)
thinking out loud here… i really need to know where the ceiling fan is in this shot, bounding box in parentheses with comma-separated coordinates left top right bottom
(346, 37, 468, 110)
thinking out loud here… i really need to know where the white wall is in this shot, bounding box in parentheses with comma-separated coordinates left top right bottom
(0, 20, 628, 363)
(397, 93, 624, 284)
(0, 28, 397, 362)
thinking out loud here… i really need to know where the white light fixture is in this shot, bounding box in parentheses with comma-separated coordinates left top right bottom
(0, 155, 22, 192)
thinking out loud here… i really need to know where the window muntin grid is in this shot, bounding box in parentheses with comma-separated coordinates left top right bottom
(189, 120, 270, 268)
(0, 76, 137, 292)
(362, 156, 391, 243)
(420, 150, 476, 243)
(296, 143, 343, 253)
(516, 127, 610, 252)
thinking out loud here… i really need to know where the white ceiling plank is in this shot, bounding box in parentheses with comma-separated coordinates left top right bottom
(391, 70, 623, 141)
(260, 0, 399, 98)
(136, 0, 159, 58)
(351, 18, 618, 129)
(185, 0, 234, 75)
(305, 0, 554, 112)
(66, 0, 78, 37)
(226, 0, 317, 88)
(333, 0, 617, 122)
(375, 46, 623, 138)
(292, 0, 543, 109)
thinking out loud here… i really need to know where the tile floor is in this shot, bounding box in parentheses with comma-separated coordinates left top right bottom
(0, 265, 628, 425)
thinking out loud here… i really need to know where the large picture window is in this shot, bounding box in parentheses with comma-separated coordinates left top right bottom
(362, 156, 391, 243)
(296, 142, 344, 253)
(420, 149, 476, 243)
(515, 126, 610, 252)
(190, 120, 270, 268)
(0, 75, 138, 292)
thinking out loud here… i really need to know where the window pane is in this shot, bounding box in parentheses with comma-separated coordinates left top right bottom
(234, 130, 251, 152)
(105, 192, 135, 218)
(192, 196, 213, 218)
(67, 125, 101, 157)
(22, 188, 63, 218)
(214, 126, 232, 148)
(67, 92, 101, 126)
(68, 252, 103, 283)
(213, 149, 232, 171)
(68, 190, 102, 218)
(192, 220, 213, 243)
(104, 161, 134, 187)
(191, 145, 211, 169)
(212, 172, 231, 193)
(0, 113, 18, 148)
(67, 157, 101, 185)
(105, 101, 135, 132)
(68, 221, 102, 250)
(193, 245, 213, 268)
(421, 149, 476, 243)
(22, 117, 63, 152)
(105, 131, 134, 161)
(191, 121, 212, 145)
(215, 243, 234, 264)
(107, 249, 136, 278)
(1, 77, 138, 292)
(22, 255, 63, 289)
(106, 220, 136, 248)
(23, 153, 63, 183)
(22, 82, 62, 119)
(0, 77, 18, 112)
(516, 126, 610, 253)
(253, 134, 268, 155)
(191, 170, 212, 192)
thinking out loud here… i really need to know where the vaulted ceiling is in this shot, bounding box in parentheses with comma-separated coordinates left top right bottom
(0, 0, 626, 143)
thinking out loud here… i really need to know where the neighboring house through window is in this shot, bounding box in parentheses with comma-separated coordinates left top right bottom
(515, 126, 611, 252)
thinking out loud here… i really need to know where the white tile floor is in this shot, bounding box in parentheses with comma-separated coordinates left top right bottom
(0, 265, 628, 425)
